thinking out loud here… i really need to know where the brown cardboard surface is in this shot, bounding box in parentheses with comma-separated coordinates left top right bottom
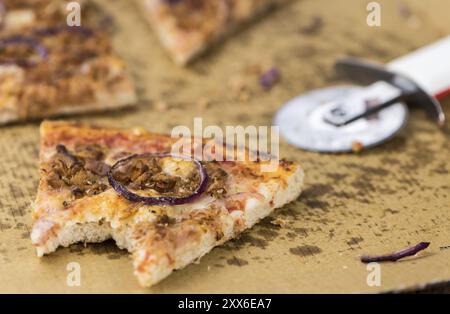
(0, 0, 449, 293)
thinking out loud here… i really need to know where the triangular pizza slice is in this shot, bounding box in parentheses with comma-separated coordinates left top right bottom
(138, 0, 290, 65)
(31, 121, 304, 287)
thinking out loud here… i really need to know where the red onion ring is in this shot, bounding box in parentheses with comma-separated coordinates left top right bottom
(0, 35, 48, 67)
(108, 153, 208, 205)
(164, 0, 183, 5)
(0, 1, 5, 29)
(33, 25, 95, 38)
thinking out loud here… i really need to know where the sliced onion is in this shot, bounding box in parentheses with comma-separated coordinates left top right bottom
(0, 35, 48, 67)
(0, 1, 5, 29)
(108, 153, 208, 206)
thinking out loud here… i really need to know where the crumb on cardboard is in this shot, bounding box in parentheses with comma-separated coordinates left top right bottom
(154, 100, 168, 112)
(271, 217, 289, 227)
(229, 75, 247, 94)
(229, 74, 253, 102)
(351, 141, 364, 153)
(132, 127, 147, 136)
(196, 97, 210, 110)
(397, 1, 421, 29)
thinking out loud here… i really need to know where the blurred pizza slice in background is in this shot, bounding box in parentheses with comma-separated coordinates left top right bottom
(138, 0, 290, 65)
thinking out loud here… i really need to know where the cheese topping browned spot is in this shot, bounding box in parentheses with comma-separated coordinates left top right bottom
(203, 161, 228, 198)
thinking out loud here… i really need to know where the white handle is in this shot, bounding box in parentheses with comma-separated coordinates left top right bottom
(387, 36, 450, 99)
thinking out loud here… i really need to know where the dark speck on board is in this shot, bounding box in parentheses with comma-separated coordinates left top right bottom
(384, 208, 400, 215)
(227, 256, 249, 267)
(305, 199, 330, 210)
(286, 232, 297, 239)
(107, 254, 123, 260)
(346, 237, 364, 246)
(294, 228, 308, 237)
(256, 228, 279, 240)
(289, 245, 322, 257)
(226, 233, 269, 250)
(326, 172, 348, 181)
(302, 184, 334, 199)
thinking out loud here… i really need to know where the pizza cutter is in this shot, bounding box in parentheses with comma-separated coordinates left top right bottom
(274, 36, 450, 153)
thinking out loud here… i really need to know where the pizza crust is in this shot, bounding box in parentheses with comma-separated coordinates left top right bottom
(0, 87, 137, 125)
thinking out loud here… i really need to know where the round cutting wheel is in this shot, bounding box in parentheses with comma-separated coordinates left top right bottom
(273, 86, 408, 153)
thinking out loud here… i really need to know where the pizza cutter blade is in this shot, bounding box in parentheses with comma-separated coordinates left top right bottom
(275, 36, 450, 153)
(274, 85, 408, 153)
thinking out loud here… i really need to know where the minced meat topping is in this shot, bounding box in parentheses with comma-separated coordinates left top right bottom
(111, 156, 229, 199)
(44, 144, 109, 198)
(45, 145, 229, 201)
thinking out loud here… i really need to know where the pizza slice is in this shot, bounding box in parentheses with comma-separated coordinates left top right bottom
(138, 0, 289, 65)
(0, 1, 136, 124)
(31, 120, 304, 287)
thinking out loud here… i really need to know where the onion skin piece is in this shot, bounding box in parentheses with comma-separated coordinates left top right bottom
(0, 1, 5, 29)
(259, 67, 280, 90)
(108, 153, 209, 206)
(361, 242, 430, 263)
